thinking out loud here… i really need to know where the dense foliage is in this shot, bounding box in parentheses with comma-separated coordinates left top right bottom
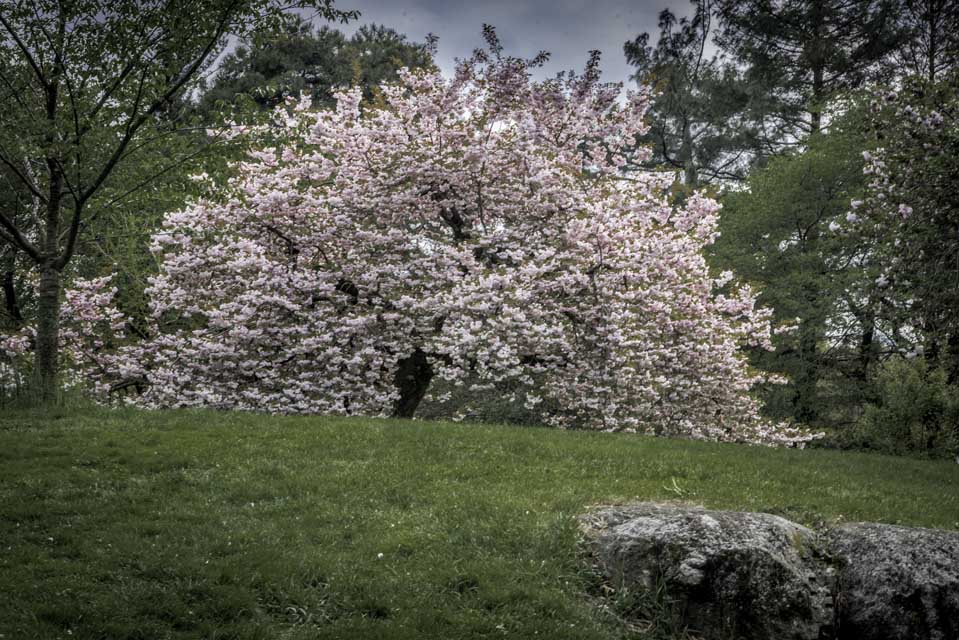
(198, 18, 434, 113)
(1, 0, 956, 457)
(711, 110, 872, 426)
(0, 0, 356, 400)
(42, 35, 812, 445)
(715, 0, 904, 135)
(618, 0, 958, 456)
(843, 73, 959, 379)
(844, 357, 959, 454)
(623, 1, 766, 187)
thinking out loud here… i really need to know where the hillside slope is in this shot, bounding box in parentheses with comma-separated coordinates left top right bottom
(2, 408, 957, 638)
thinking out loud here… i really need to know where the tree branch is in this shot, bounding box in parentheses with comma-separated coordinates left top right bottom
(0, 146, 47, 203)
(0, 9, 48, 89)
(0, 210, 39, 260)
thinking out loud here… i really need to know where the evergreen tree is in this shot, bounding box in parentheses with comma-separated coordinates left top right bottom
(199, 18, 433, 114)
(715, 0, 904, 135)
(710, 106, 873, 426)
(892, 0, 959, 82)
(624, 0, 767, 187)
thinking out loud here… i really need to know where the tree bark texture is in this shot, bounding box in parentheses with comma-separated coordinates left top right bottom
(392, 348, 433, 418)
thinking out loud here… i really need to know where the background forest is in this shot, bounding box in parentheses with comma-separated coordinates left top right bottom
(1, 0, 958, 458)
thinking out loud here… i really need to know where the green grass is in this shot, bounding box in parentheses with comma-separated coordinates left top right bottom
(2, 407, 958, 639)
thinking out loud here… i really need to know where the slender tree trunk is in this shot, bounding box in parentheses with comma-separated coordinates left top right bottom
(928, 1, 938, 83)
(793, 318, 819, 424)
(810, 66, 824, 135)
(855, 306, 876, 383)
(922, 315, 940, 369)
(33, 263, 63, 402)
(33, 157, 65, 403)
(392, 348, 433, 418)
(809, 0, 825, 135)
(2, 252, 23, 327)
(681, 120, 698, 188)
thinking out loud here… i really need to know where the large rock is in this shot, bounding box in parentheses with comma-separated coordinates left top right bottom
(579, 502, 835, 640)
(829, 523, 959, 640)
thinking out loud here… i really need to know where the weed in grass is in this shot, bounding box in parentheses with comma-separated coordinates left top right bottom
(608, 580, 699, 640)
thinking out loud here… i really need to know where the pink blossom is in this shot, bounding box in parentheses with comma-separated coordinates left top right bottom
(4, 45, 815, 446)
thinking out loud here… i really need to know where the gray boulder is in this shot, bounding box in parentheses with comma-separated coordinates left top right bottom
(829, 523, 959, 640)
(579, 502, 835, 640)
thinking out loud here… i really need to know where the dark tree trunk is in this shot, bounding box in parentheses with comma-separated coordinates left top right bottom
(923, 314, 941, 370)
(856, 308, 876, 383)
(946, 332, 959, 385)
(392, 348, 433, 418)
(2, 258, 23, 327)
(808, 0, 825, 135)
(33, 263, 63, 402)
(809, 58, 825, 134)
(33, 159, 65, 403)
(793, 316, 820, 424)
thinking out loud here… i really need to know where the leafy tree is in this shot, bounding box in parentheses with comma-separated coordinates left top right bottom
(72, 120, 247, 335)
(715, 0, 904, 135)
(839, 70, 959, 382)
(199, 18, 434, 113)
(0, 0, 355, 402)
(624, 0, 769, 187)
(711, 107, 872, 426)
(63, 35, 815, 445)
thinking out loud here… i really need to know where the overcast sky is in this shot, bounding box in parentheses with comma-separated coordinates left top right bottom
(309, 0, 700, 87)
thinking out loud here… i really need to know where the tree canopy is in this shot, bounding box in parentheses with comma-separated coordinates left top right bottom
(624, 0, 767, 187)
(199, 18, 434, 114)
(0, 0, 355, 399)
(38, 32, 815, 445)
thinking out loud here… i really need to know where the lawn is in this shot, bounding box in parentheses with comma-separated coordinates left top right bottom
(2, 407, 957, 639)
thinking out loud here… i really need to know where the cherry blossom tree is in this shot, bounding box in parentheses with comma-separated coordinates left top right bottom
(49, 32, 814, 444)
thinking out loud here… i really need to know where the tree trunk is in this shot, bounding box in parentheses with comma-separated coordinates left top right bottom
(855, 307, 876, 383)
(946, 332, 959, 385)
(922, 314, 940, 369)
(680, 117, 698, 188)
(928, 1, 938, 83)
(392, 348, 433, 418)
(809, 0, 825, 135)
(793, 317, 819, 424)
(33, 263, 63, 402)
(810, 74, 823, 134)
(28, 120, 67, 402)
(2, 253, 23, 327)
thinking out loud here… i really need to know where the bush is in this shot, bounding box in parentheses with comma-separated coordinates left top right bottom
(847, 357, 959, 457)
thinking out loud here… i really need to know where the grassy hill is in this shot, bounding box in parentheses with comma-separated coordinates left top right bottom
(2, 407, 958, 639)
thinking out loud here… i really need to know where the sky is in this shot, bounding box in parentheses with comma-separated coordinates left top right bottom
(308, 0, 701, 87)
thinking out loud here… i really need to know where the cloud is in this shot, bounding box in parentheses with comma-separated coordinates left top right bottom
(316, 0, 700, 86)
